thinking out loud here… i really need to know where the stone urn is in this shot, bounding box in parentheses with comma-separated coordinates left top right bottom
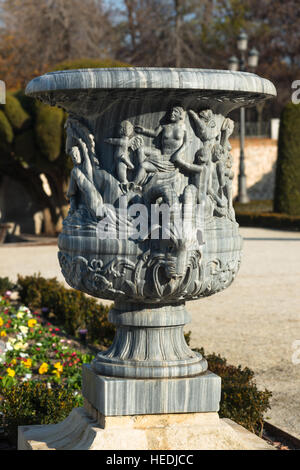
(25, 68, 276, 423)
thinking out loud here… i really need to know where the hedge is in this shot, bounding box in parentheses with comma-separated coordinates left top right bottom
(17, 274, 115, 346)
(274, 102, 300, 216)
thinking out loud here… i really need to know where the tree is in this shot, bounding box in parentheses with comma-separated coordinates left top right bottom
(0, 0, 116, 88)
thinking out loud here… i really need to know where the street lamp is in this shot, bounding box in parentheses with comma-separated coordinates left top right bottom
(228, 32, 259, 203)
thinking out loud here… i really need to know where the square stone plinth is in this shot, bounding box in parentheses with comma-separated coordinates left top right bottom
(82, 364, 221, 416)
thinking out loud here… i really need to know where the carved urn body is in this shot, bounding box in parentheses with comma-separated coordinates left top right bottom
(26, 68, 276, 414)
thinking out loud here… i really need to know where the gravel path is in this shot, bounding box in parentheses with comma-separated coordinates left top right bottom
(1, 227, 300, 438)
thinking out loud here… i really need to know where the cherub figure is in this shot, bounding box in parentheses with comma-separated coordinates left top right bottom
(134, 106, 187, 185)
(105, 120, 143, 184)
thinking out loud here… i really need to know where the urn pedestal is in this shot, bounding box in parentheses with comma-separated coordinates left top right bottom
(19, 68, 276, 450)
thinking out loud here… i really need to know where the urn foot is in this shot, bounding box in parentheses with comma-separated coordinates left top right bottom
(91, 302, 207, 379)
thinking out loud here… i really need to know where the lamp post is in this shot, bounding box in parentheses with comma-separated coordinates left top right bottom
(228, 32, 259, 203)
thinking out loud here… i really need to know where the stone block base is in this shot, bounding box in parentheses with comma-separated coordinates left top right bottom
(18, 401, 273, 450)
(82, 364, 221, 415)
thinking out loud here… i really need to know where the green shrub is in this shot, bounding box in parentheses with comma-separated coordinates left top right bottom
(17, 274, 115, 346)
(0, 277, 15, 295)
(0, 382, 81, 446)
(235, 211, 300, 230)
(0, 109, 13, 148)
(2, 93, 31, 130)
(14, 129, 37, 163)
(35, 103, 64, 162)
(274, 103, 300, 215)
(195, 348, 272, 435)
(234, 200, 273, 214)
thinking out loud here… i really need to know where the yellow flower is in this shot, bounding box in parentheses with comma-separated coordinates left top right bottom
(17, 311, 25, 319)
(22, 358, 32, 369)
(52, 370, 61, 378)
(54, 362, 63, 373)
(38, 362, 48, 374)
(0, 330, 6, 337)
(6, 368, 15, 377)
(11, 359, 17, 365)
(28, 319, 37, 328)
(0, 317, 3, 327)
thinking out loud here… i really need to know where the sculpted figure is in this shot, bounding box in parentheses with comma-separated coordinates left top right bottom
(134, 106, 187, 185)
(66, 119, 104, 220)
(105, 120, 143, 184)
(221, 118, 235, 220)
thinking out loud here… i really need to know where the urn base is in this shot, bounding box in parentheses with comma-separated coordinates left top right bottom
(82, 364, 221, 416)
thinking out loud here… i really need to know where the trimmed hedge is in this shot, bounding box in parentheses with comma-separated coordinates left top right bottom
(195, 348, 272, 435)
(236, 211, 300, 230)
(3, 93, 30, 131)
(234, 199, 300, 230)
(35, 102, 64, 162)
(17, 274, 115, 346)
(274, 103, 300, 216)
(0, 277, 15, 295)
(0, 383, 81, 446)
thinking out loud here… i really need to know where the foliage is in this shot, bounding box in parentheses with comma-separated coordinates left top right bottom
(35, 102, 64, 162)
(3, 93, 30, 131)
(274, 103, 300, 216)
(235, 211, 300, 230)
(0, 293, 90, 445)
(194, 348, 272, 435)
(234, 199, 300, 230)
(0, 277, 15, 296)
(17, 274, 115, 346)
(234, 200, 273, 214)
(53, 58, 131, 71)
(0, 382, 81, 445)
(0, 0, 117, 89)
(0, 295, 94, 390)
(0, 286, 272, 444)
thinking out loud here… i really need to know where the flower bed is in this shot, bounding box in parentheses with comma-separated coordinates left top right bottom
(0, 292, 94, 390)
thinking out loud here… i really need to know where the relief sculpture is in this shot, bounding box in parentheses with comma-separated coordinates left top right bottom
(59, 105, 240, 303)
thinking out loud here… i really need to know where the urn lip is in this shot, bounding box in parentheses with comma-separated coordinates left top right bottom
(0, 80, 5, 104)
(25, 67, 276, 98)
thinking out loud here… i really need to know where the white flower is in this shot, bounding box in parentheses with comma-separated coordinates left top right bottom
(5, 343, 13, 351)
(21, 374, 32, 382)
(19, 352, 28, 358)
(36, 342, 42, 347)
(19, 306, 31, 313)
(19, 326, 29, 336)
(17, 311, 25, 319)
(13, 341, 28, 351)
